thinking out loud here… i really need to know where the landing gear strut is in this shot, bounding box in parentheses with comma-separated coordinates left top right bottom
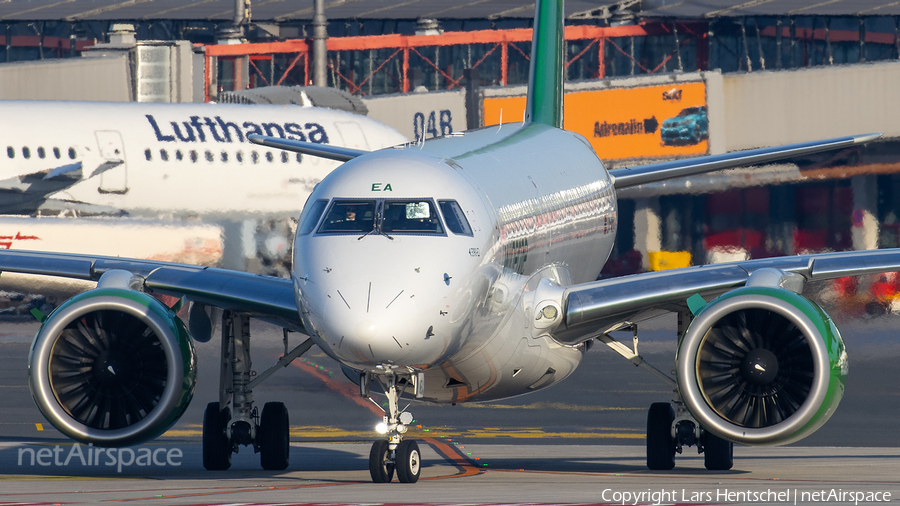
(201, 312, 312, 471)
(364, 372, 422, 483)
(600, 316, 734, 471)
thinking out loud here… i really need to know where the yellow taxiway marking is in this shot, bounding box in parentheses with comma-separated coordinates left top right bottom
(436, 428, 644, 439)
(162, 425, 643, 439)
(463, 401, 644, 412)
(35, 423, 43, 431)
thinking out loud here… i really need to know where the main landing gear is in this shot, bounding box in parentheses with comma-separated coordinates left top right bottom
(597, 318, 733, 471)
(645, 401, 733, 471)
(202, 312, 313, 471)
(363, 371, 423, 483)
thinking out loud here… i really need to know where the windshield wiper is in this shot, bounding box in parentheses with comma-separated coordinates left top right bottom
(358, 201, 393, 240)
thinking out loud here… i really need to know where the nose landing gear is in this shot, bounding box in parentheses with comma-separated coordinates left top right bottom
(364, 371, 423, 483)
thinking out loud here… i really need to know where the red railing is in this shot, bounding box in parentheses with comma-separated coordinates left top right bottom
(204, 22, 706, 101)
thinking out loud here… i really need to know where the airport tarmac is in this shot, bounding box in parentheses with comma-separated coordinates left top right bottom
(1, 309, 899, 505)
(0, 442, 898, 505)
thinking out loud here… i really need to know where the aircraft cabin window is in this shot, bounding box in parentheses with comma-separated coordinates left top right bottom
(160, 149, 169, 161)
(382, 200, 444, 235)
(190, 150, 198, 162)
(68, 147, 76, 159)
(144, 149, 152, 161)
(236, 151, 244, 163)
(53, 147, 60, 159)
(438, 200, 473, 236)
(318, 200, 376, 234)
(6, 147, 13, 159)
(298, 199, 329, 235)
(22, 147, 30, 159)
(221, 151, 228, 162)
(176, 150, 183, 161)
(205, 150, 214, 162)
(37, 147, 45, 159)
(296, 153, 302, 163)
(281, 152, 289, 163)
(265, 152, 274, 163)
(252, 151, 259, 164)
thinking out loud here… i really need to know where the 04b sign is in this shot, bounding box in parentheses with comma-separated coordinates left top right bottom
(483, 81, 709, 161)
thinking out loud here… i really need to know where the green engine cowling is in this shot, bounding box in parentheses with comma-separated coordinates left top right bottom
(28, 276, 197, 448)
(676, 286, 847, 446)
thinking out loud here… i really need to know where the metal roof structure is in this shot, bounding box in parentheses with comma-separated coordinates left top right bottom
(2, 0, 900, 22)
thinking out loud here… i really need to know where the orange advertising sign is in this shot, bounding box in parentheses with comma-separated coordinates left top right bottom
(483, 81, 709, 161)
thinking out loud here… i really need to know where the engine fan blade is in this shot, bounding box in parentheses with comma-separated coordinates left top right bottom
(49, 311, 169, 430)
(698, 308, 815, 428)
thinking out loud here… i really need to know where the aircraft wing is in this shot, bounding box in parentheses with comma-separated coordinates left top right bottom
(609, 133, 881, 189)
(248, 134, 369, 162)
(0, 249, 302, 331)
(556, 248, 900, 343)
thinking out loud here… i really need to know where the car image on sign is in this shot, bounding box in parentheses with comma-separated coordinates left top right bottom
(660, 106, 709, 146)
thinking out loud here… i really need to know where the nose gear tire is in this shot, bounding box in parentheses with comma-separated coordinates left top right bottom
(369, 439, 395, 483)
(396, 439, 421, 483)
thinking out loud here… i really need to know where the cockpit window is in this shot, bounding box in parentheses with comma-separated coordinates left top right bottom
(298, 199, 329, 236)
(382, 200, 444, 234)
(438, 200, 473, 236)
(315, 198, 448, 237)
(318, 200, 376, 233)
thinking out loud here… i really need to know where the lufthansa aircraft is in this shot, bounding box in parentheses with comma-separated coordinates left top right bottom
(0, 100, 406, 217)
(2, 0, 897, 483)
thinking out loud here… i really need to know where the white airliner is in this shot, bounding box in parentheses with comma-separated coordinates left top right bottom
(1, 0, 897, 484)
(0, 100, 406, 217)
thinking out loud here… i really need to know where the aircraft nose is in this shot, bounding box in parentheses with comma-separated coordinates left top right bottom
(318, 280, 439, 367)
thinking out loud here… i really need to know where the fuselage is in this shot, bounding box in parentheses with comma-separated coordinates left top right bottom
(0, 101, 407, 218)
(293, 122, 618, 403)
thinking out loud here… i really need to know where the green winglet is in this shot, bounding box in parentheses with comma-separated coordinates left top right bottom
(30, 308, 47, 323)
(687, 294, 707, 316)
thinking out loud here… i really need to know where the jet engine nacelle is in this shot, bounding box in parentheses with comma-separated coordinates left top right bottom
(28, 278, 196, 448)
(676, 286, 847, 446)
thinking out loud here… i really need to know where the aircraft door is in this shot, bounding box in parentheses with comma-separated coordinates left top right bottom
(95, 130, 128, 194)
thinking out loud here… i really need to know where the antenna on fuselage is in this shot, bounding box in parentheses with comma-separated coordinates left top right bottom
(523, 0, 565, 129)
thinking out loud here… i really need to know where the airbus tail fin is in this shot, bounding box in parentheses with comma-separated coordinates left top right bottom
(524, 0, 565, 128)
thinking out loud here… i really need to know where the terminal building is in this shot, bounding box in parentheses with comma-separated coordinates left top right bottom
(2, 0, 900, 301)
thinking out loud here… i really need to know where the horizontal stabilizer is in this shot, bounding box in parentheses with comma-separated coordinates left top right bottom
(609, 133, 882, 190)
(0, 163, 88, 214)
(248, 134, 368, 162)
(89, 159, 124, 178)
(42, 162, 83, 180)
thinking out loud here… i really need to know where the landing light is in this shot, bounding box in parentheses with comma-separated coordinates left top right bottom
(538, 305, 558, 320)
(375, 422, 388, 434)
